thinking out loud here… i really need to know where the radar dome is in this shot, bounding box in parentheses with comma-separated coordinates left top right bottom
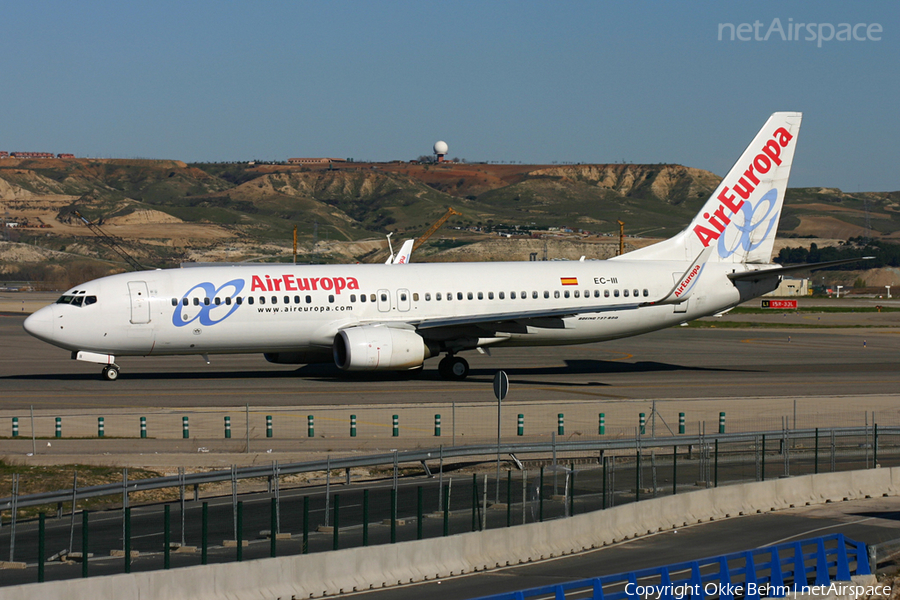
(433, 141, 449, 155)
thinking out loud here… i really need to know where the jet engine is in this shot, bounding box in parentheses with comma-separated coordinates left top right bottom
(333, 326, 430, 371)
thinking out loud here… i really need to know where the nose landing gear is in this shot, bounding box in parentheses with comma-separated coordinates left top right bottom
(438, 355, 469, 380)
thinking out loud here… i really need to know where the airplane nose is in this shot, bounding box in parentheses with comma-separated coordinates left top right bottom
(23, 306, 54, 342)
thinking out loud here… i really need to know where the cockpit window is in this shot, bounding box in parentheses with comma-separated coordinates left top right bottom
(55, 295, 97, 307)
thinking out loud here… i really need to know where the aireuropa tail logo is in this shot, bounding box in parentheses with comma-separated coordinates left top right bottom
(718, 18, 882, 48)
(172, 279, 244, 327)
(717, 188, 779, 260)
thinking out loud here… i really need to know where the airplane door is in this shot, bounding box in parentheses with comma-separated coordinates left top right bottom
(377, 289, 391, 312)
(128, 281, 151, 324)
(397, 289, 410, 312)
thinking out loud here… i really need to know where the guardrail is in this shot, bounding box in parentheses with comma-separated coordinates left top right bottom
(0, 425, 894, 511)
(469, 533, 871, 600)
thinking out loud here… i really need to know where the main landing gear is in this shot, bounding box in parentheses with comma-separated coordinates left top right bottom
(101, 364, 120, 381)
(438, 355, 469, 381)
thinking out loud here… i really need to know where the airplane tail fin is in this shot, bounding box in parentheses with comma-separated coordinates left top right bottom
(616, 112, 802, 264)
(392, 239, 414, 264)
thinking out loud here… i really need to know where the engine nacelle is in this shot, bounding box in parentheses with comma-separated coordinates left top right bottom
(334, 326, 426, 371)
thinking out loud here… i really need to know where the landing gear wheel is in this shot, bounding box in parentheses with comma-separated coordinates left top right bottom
(438, 356, 469, 381)
(101, 365, 120, 381)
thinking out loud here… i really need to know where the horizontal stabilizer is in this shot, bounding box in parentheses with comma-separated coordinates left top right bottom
(728, 257, 875, 282)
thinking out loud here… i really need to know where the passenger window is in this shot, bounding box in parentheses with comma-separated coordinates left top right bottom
(634, 289, 639, 297)
(532, 291, 538, 299)
(182, 298, 189, 306)
(554, 291, 560, 299)
(425, 293, 431, 301)
(467, 292, 473, 300)
(271, 296, 278, 304)
(478, 292, 483, 300)
(284, 296, 290, 304)
(413, 293, 419, 301)
(236, 297, 243, 305)
(226, 297, 232, 306)
(624, 290, 629, 297)
(248, 297, 255, 305)
(204, 298, 210, 306)
(544, 291, 550, 299)
(331, 295, 337, 304)
(350, 294, 356, 302)
(193, 298, 200, 306)
(436, 293, 442, 300)
(259, 297, 266, 305)
(370, 294, 376, 302)
(499, 292, 505, 299)
(380, 293, 388, 302)
(488, 292, 494, 300)
(604, 290, 610, 298)
(400, 293, 407, 302)
(511, 292, 516, 299)
(447, 293, 453, 301)
(329, 295, 335, 303)
(521, 291, 526, 299)
(643, 289, 649, 297)
(293, 295, 299, 304)
(564, 290, 570, 298)
(574, 290, 580, 298)
(171, 298, 178, 307)
(614, 290, 620, 297)
(457, 292, 463, 300)
(215, 298, 222, 306)
(594, 290, 601, 298)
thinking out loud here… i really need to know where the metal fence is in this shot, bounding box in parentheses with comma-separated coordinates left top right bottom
(469, 534, 872, 600)
(0, 426, 896, 587)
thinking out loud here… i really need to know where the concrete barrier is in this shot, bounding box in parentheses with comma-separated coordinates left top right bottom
(2, 467, 898, 600)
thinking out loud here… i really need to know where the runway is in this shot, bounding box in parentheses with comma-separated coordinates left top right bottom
(3, 312, 900, 412)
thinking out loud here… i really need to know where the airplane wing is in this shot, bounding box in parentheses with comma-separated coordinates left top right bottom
(727, 256, 874, 282)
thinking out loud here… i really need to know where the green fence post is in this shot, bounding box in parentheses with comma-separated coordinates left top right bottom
(557, 414, 564, 436)
(350, 415, 357, 438)
(362, 489, 369, 546)
(201, 502, 208, 565)
(719, 412, 726, 434)
(307, 415, 314, 437)
(679, 412, 685, 434)
(302, 496, 309, 553)
(81, 510, 89, 578)
(140, 417, 146, 439)
(333, 494, 340, 551)
(55, 417, 62, 439)
(182, 416, 189, 439)
(270, 498, 277, 557)
(124, 506, 131, 573)
(392, 414, 399, 437)
(164, 505, 170, 569)
(97, 417, 103, 438)
(434, 414, 441, 437)
(38, 512, 45, 583)
(639, 412, 646, 435)
(517, 414, 524, 436)
(224, 416, 231, 438)
(266, 415, 273, 439)
(12, 417, 18, 437)
(599, 413, 605, 435)
(237, 501, 243, 561)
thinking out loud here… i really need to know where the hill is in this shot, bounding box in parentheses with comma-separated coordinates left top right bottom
(1, 157, 898, 287)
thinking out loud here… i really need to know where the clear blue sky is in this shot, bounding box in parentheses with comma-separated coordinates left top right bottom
(2, 1, 897, 191)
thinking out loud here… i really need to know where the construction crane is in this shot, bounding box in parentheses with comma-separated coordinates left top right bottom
(617, 219, 625, 256)
(412, 207, 463, 252)
(73, 210, 145, 271)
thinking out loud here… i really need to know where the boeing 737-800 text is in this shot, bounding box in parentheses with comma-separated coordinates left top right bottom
(25, 113, 839, 381)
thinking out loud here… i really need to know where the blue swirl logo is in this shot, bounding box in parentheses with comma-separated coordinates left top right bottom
(717, 189, 779, 259)
(172, 279, 245, 327)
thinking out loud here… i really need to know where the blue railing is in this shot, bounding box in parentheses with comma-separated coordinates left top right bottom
(470, 534, 869, 600)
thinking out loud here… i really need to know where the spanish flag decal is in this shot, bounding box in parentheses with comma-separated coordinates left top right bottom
(560, 277, 578, 286)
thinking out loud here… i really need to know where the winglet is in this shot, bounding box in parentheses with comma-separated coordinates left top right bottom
(647, 246, 714, 306)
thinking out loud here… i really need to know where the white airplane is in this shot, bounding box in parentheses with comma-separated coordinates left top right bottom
(23, 112, 855, 381)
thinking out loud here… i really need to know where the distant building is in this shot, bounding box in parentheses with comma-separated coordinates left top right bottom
(10, 152, 54, 159)
(0, 152, 8, 159)
(57, 153, 75, 159)
(287, 157, 347, 165)
(764, 277, 810, 297)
